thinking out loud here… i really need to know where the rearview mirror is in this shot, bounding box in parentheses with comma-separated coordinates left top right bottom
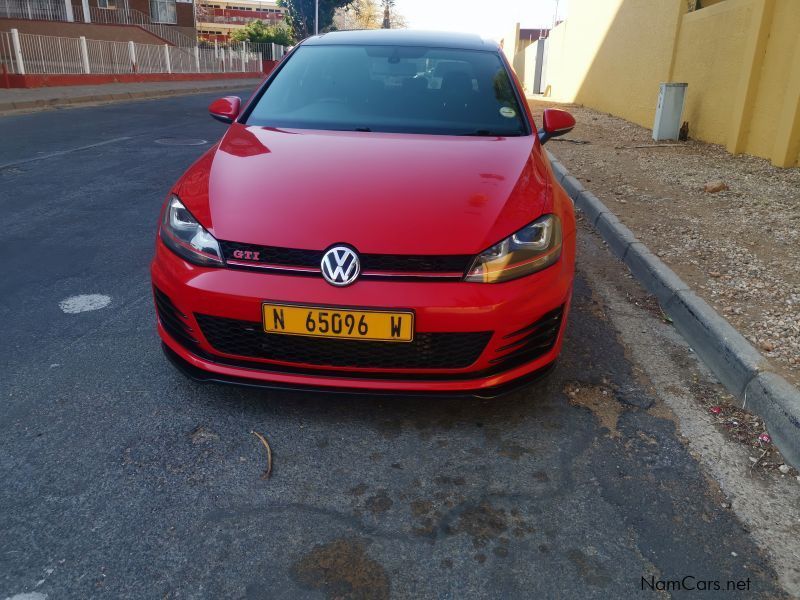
(209, 96, 242, 124)
(538, 109, 575, 144)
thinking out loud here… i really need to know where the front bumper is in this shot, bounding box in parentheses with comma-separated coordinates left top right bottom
(161, 343, 557, 399)
(151, 237, 574, 396)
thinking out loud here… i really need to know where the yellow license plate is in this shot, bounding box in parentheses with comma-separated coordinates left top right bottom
(262, 303, 414, 342)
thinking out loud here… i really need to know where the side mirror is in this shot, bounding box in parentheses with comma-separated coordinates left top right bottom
(538, 108, 575, 144)
(209, 96, 241, 124)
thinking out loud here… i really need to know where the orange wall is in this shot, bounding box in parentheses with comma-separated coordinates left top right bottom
(537, 0, 800, 167)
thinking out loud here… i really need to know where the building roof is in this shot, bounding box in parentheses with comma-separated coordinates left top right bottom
(200, 0, 283, 6)
(519, 28, 550, 41)
(303, 30, 499, 51)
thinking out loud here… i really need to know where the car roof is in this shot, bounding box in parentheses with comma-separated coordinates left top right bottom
(302, 29, 499, 51)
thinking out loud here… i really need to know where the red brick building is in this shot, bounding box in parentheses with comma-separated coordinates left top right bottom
(196, 0, 284, 43)
(1, 0, 197, 45)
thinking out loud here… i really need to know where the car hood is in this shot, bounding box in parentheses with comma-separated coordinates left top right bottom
(178, 124, 552, 255)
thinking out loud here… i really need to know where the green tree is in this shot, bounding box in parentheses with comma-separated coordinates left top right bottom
(278, 0, 352, 39)
(333, 0, 406, 31)
(230, 20, 294, 46)
(333, 0, 380, 30)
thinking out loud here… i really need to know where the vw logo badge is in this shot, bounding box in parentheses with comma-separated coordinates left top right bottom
(320, 245, 360, 286)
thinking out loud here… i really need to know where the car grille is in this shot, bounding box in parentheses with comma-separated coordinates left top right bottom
(194, 313, 492, 370)
(219, 241, 472, 276)
(489, 306, 564, 370)
(220, 242, 322, 268)
(154, 287, 198, 349)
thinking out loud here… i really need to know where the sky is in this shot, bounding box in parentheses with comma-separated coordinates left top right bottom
(394, 0, 568, 43)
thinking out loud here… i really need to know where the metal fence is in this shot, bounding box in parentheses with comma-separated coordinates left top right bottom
(199, 40, 287, 61)
(0, 29, 268, 75)
(1, 30, 12, 73)
(249, 42, 287, 61)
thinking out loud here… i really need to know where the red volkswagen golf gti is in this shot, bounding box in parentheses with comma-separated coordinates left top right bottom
(151, 30, 577, 397)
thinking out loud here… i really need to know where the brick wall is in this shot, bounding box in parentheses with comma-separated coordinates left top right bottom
(173, 25, 198, 39)
(126, 0, 151, 17)
(176, 3, 194, 29)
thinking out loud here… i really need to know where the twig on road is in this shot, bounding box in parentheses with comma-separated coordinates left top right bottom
(553, 138, 590, 144)
(750, 448, 769, 472)
(251, 430, 273, 479)
(614, 144, 682, 149)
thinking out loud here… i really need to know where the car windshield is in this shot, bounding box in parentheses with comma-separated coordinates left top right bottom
(245, 44, 528, 136)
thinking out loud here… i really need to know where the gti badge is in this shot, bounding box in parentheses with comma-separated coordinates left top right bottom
(321, 246, 360, 286)
(232, 249, 260, 260)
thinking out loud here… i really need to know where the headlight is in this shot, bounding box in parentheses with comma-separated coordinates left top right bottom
(465, 214, 561, 283)
(160, 195, 223, 267)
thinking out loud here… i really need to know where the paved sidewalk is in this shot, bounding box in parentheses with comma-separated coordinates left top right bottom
(0, 77, 264, 113)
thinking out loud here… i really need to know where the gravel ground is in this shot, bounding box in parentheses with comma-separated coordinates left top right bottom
(530, 100, 800, 387)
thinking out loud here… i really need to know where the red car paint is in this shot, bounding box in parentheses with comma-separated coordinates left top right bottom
(151, 31, 576, 396)
(183, 126, 553, 254)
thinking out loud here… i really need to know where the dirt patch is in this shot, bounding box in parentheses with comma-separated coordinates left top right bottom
(445, 501, 532, 549)
(409, 475, 474, 538)
(565, 382, 623, 438)
(433, 475, 466, 486)
(349, 483, 369, 497)
(646, 399, 679, 425)
(497, 441, 533, 460)
(531, 100, 800, 387)
(566, 548, 612, 588)
(365, 490, 393, 515)
(451, 502, 507, 547)
(410, 500, 433, 517)
(493, 546, 509, 558)
(291, 538, 390, 600)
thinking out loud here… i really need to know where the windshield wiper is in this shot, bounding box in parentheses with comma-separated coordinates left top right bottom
(461, 130, 521, 137)
(353, 126, 372, 132)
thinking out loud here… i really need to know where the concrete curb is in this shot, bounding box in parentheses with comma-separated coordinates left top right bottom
(0, 82, 261, 115)
(548, 150, 800, 469)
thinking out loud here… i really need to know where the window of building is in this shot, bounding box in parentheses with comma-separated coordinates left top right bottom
(97, 0, 117, 8)
(150, 0, 177, 23)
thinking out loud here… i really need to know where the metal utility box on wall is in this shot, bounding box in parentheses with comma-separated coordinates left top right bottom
(653, 83, 687, 141)
(531, 39, 546, 94)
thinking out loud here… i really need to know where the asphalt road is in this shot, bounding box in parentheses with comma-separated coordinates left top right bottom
(0, 93, 789, 599)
